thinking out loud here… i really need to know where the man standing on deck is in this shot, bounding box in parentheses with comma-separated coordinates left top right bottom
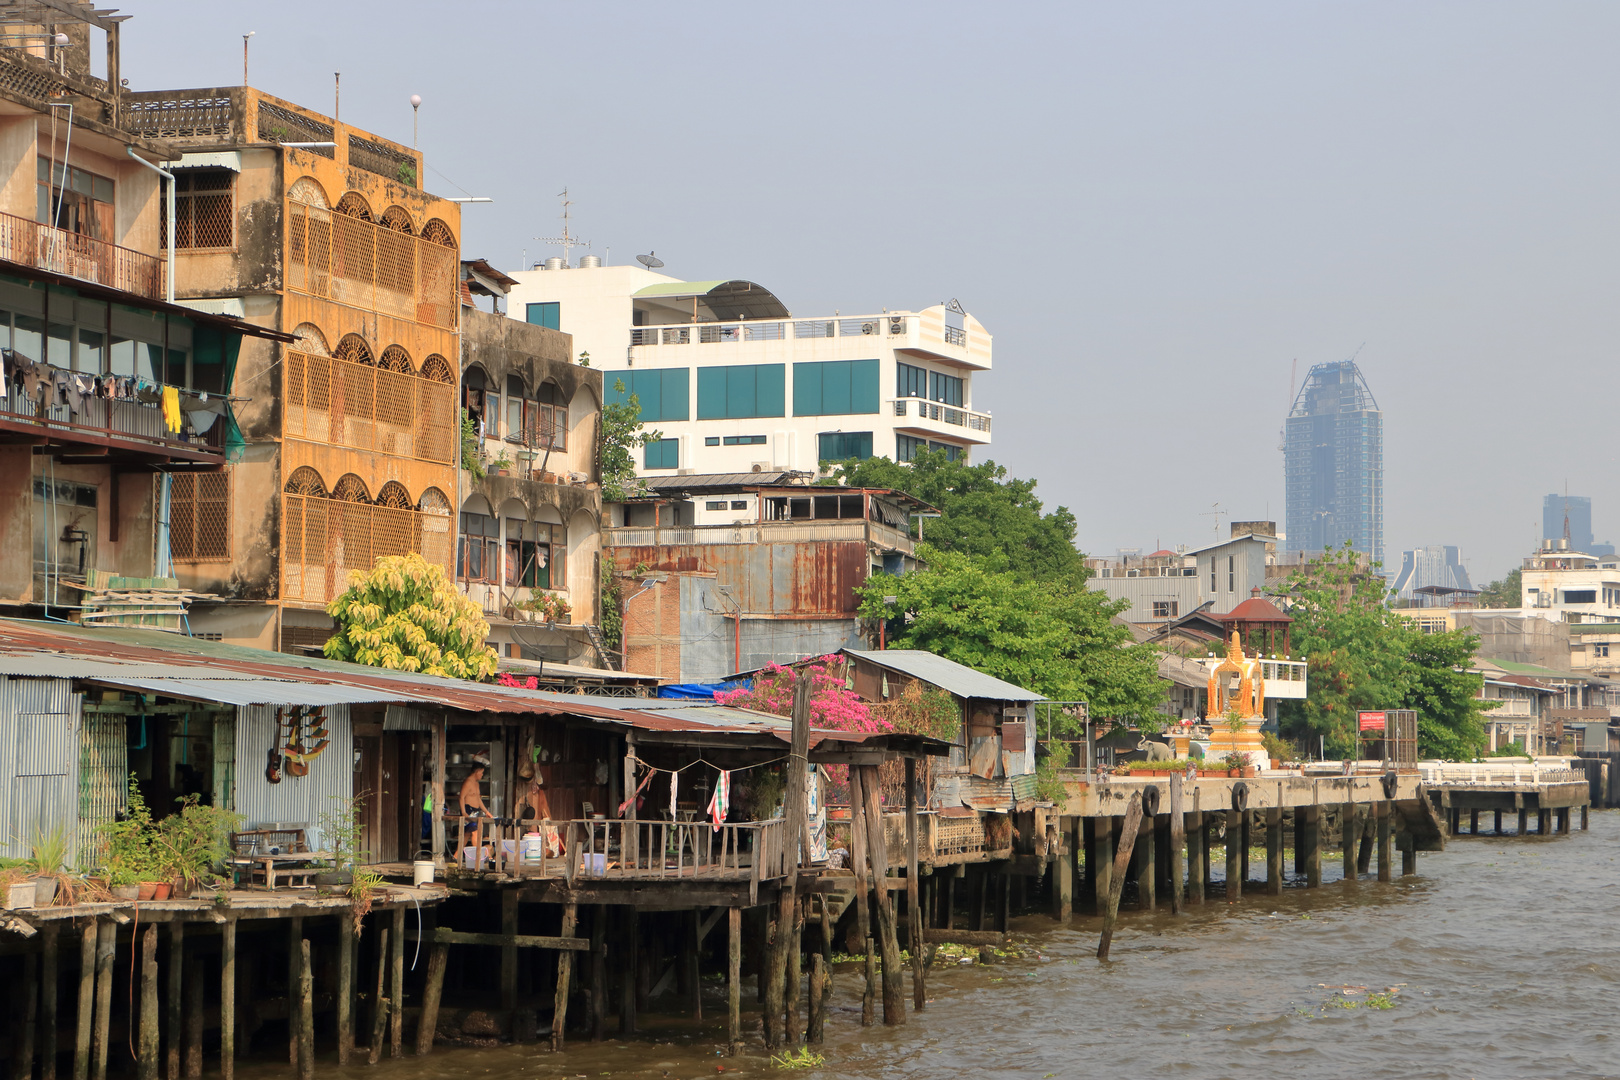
(460, 751, 493, 840)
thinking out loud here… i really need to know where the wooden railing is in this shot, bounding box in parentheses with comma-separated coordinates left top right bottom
(453, 816, 792, 901)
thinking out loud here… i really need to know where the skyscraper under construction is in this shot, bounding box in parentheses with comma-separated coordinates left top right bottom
(1284, 359, 1384, 568)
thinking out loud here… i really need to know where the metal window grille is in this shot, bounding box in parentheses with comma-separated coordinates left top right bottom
(287, 199, 457, 329)
(283, 348, 455, 464)
(124, 93, 236, 139)
(281, 493, 451, 604)
(167, 473, 230, 560)
(255, 100, 335, 157)
(349, 134, 418, 186)
(162, 169, 235, 250)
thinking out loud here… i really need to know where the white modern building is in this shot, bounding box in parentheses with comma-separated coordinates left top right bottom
(1521, 542, 1620, 621)
(1087, 529, 1279, 625)
(502, 260, 992, 475)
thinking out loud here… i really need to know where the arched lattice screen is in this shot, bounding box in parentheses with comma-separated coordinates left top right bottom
(379, 345, 412, 373)
(420, 355, 454, 383)
(335, 192, 374, 221)
(375, 481, 413, 509)
(334, 335, 374, 365)
(284, 467, 328, 497)
(331, 474, 371, 503)
(380, 206, 415, 233)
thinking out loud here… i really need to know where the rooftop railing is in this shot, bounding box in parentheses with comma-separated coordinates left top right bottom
(631, 313, 956, 348)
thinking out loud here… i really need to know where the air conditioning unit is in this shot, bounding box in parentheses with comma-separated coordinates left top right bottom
(677, 468, 695, 475)
(751, 462, 770, 472)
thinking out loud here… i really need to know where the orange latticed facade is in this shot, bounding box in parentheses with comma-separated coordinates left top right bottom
(281, 490, 453, 605)
(283, 349, 455, 464)
(286, 194, 458, 330)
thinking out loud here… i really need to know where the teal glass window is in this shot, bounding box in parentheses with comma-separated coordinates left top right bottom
(818, 431, 872, 462)
(704, 436, 720, 446)
(525, 302, 560, 330)
(606, 369, 688, 422)
(722, 435, 767, 446)
(696, 364, 785, 419)
(793, 359, 879, 416)
(897, 362, 927, 398)
(644, 438, 679, 470)
(897, 435, 961, 462)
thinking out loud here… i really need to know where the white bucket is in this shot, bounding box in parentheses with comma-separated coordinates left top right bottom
(520, 832, 544, 862)
(412, 859, 435, 887)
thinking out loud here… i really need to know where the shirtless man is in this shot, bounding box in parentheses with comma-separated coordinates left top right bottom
(521, 772, 566, 856)
(459, 751, 493, 839)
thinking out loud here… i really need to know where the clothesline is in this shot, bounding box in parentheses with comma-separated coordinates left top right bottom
(625, 751, 790, 778)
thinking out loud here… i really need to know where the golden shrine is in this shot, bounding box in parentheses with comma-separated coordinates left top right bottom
(1202, 630, 1269, 766)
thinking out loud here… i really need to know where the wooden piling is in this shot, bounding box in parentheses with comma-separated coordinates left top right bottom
(286, 917, 301, 1067)
(367, 927, 389, 1066)
(219, 917, 235, 1080)
(41, 923, 58, 1080)
(1092, 817, 1114, 914)
(1097, 791, 1144, 961)
(859, 762, 905, 1026)
(590, 906, 607, 1042)
(906, 757, 925, 1010)
(1376, 801, 1393, 882)
(165, 923, 183, 1080)
(297, 940, 314, 1080)
(1240, 810, 1251, 886)
(784, 900, 803, 1045)
(1400, 832, 1417, 877)
(1302, 805, 1322, 888)
(727, 907, 741, 1055)
(1582, 804, 1590, 830)
(1356, 814, 1374, 875)
(182, 951, 203, 1080)
(942, 871, 956, 930)
(17, 942, 37, 1080)
(1265, 807, 1283, 896)
(1186, 809, 1205, 905)
(1341, 802, 1357, 882)
(93, 917, 116, 1080)
(620, 907, 639, 1035)
(338, 911, 354, 1065)
(1169, 775, 1186, 915)
(390, 907, 406, 1057)
(1518, 806, 1528, 834)
(1225, 808, 1242, 901)
(1137, 816, 1156, 910)
(1053, 818, 1074, 921)
(138, 925, 159, 1080)
(74, 920, 94, 1080)
(848, 765, 874, 1027)
(551, 903, 578, 1051)
(415, 945, 447, 1055)
(684, 909, 702, 1020)
(500, 888, 519, 1018)
(807, 953, 826, 1045)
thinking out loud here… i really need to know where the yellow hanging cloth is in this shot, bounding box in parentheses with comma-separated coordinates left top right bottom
(161, 385, 181, 433)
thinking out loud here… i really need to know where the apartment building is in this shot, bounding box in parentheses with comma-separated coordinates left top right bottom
(119, 83, 463, 651)
(0, 15, 289, 614)
(1519, 542, 1620, 624)
(1087, 529, 1277, 625)
(503, 260, 992, 474)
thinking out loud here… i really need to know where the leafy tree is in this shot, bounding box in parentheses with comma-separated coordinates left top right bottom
(1273, 543, 1489, 758)
(601, 379, 660, 502)
(855, 545, 1165, 732)
(324, 553, 498, 680)
(1477, 567, 1522, 609)
(826, 451, 1087, 583)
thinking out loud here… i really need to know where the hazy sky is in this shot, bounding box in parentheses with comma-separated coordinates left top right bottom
(127, 2, 1620, 584)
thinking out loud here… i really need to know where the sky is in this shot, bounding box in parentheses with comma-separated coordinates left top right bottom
(121, 2, 1620, 585)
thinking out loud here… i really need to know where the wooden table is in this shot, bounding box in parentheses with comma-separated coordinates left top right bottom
(232, 851, 334, 891)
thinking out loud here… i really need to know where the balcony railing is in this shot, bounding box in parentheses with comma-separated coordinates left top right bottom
(1, 388, 223, 458)
(890, 397, 992, 434)
(631, 313, 914, 347)
(0, 210, 164, 301)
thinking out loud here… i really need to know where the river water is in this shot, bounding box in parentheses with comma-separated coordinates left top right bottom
(260, 811, 1620, 1080)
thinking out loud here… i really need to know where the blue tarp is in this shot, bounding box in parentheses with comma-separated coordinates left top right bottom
(657, 681, 746, 699)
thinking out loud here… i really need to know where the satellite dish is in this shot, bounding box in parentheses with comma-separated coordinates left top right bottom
(637, 252, 664, 269)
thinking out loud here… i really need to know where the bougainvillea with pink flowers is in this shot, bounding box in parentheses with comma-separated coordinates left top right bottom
(496, 672, 539, 690)
(716, 656, 891, 735)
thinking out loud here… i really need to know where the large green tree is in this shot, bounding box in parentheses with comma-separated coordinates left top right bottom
(1274, 544, 1490, 758)
(1477, 567, 1522, 609)
(855, 545, 1165, 731)
(600, 380, 660, 502)
(826, 451, 1087, 582)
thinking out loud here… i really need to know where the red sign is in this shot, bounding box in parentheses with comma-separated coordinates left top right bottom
(1358, 711, 1387, 732)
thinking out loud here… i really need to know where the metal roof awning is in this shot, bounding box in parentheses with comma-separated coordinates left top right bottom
(173, 151, 242, 172)
(80, 675, 403, 708)
(631, 279, 790, 320)
(841, 649, 1045, 702)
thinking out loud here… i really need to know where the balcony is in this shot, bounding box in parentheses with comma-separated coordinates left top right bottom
(0, 210, 164, 302)
(0, 389, 224, 463)
(628, 311, 986, 368)
(889, 397, 992, 442)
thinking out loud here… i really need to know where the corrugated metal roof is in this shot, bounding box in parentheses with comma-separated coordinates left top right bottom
(841, 649, 1045, 702)
(83, 676, 402, 708)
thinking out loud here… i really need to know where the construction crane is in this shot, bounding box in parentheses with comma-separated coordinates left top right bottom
(1277, 358, 1297, 452)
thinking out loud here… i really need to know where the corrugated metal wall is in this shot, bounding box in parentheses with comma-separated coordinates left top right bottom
(234, 704, 352, 848)
(0, 676, 83, 862)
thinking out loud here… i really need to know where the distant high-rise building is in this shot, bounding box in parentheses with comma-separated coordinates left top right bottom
(1541, 493, 1613, 555)
(1392, 546, 1473, 600)
(1284, 360, 1384, 568)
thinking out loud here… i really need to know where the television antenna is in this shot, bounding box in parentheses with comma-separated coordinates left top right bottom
(1201, 502, 1228, 539)
(536, 188, 589, 266)
(637, 251, 664, 270)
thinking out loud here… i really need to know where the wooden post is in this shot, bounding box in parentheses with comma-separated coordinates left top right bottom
(784, 900, 802, 1046)
(766, 675, 815, 1047)
(1518, 806, 1528, 834)
(1376, 801, 1393, 883)
(847, 766, 873, 1027)
(620, 907, 638, 1035)
(1092, 817, 1114, 914)
(1449, 805, 1460, 836)
(432, 716, 447, 867)
(1186, 810, 1205, 905)
(1265, 807, 1283, 896)
(1168, 775, 1186, 915)
(905, 756, 924, 1010)
(859, 763, 905, 1026)
(219, 917, 235, 1080)
(1494, 809, 1503, 835)
(590, 906, 607, 1042)
(138, 925, 159, 1080)
(1096, 791, 1145, 961)
(297, 940, 314, 1080)
(286, 917, 301, 1067)
(390, 907, 405, 1057)
(500, 888, 519, 1018)
(337, 912, 354, 1065)
(1240, 810, 1251, 886)
(367, 928, 389, 1067)
(415, 946, 448, 1055)
(1053, 818, 1074, 921)
(16, 947, 37, 1080)
(182, 952, 202, 1080)
(1303, 805, 1322, 888)
(92, 919, 113, 1080)
(551, 903, 578, 1051)
(1582, 804, 1590, 830)
(942, 871, 956, 930)
(1400, 832, 1417, 877)
(41, 924, 59, 1080)
(970, 866, 986, 931)
(1137, 815, 1156, 910)
(807, 953, 826, 1045)
(1225, 808, 1242, 901)
(1357, 813, 1374, 875)
(684, 910, 702, 1020)
(74, 920, 95, 1080)
(1469, 808, 1479, 834)
(1341, 803, 1357, 881)
(165, 923, 183, 1080)
(727, 907, 741, 1055)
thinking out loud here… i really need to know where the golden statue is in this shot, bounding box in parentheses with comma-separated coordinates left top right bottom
(1206, 631, 1265, 719)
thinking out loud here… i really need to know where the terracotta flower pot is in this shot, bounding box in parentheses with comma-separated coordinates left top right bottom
(136, 882, 159, 901)
(152, 882, 172, 900)
(1270, 759, 1282, 770)
(1241, 767, 1258, 778)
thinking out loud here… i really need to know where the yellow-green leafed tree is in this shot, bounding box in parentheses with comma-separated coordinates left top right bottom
(324, 553, 499, 680)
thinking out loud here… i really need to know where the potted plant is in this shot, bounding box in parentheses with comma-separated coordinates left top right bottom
(489, 450, 513, 477)
(154, 796, 241, 899)
(100, 777, 159, 899)
(315, 796, 367, 888)
(0, 862, 35, 909)
(25, 822, 68, 905)
(1221, 752, 1247, 778)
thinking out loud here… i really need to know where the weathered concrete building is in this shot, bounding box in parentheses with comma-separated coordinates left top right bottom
(458, 276, 604, 665)
(605, 473, 928, 681)
(119, 83, 464, 650)
(0, 14, 290, 616)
